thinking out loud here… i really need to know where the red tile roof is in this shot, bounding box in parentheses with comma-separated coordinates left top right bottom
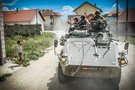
(53, 12, 62, 16)
(119, 8, 135, 22)
(108, 11, 122, 17)
(3, 10, 45, 23)
(41, 9, 61, 16)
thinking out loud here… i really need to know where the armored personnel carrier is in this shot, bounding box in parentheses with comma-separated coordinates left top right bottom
(54, 15, 129, 87)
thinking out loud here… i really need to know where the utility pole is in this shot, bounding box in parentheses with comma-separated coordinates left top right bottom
(116, 0, 119, 37)
(125, 0, 129, 40)
(50, 10, 54, 30)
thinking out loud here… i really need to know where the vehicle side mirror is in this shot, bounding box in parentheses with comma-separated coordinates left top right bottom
(124, 42, 129, 50)
(124, 42, 129, 55)
(54, 40, 58, 48)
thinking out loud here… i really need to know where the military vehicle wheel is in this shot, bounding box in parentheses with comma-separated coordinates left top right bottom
(110, 77, 120, 90)
(109, 71, 121, 90)
(58, 63, 69, 83)
(112, 70, 121, 85)
(112, 77, 121, 85)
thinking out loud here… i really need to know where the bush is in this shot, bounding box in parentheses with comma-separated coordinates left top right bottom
(5, 32, 56, 62)
(119, 36, 135, 45)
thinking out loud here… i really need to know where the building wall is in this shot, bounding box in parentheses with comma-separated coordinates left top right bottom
(106, 16, 116, 24)
(74, 3, 98, 15)
(0, 6, 6, 65)
(5, 21, 30, 25)
(30, 12, 45, 32)
(4, 24, 41, 36)
(44, 16, 51, 28)
(53, 16, 59, 25)
(4, 12, 45, 32)
(44, 15, 60, 30)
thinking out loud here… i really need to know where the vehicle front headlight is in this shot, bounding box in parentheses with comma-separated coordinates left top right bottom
(61, 57, 67, 63)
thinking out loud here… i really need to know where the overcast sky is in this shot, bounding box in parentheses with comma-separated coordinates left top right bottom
(3, 0, 135, 15)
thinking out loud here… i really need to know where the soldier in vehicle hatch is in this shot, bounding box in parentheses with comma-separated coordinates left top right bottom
(67, 17, 79, 32)
(73, 17, 79, 28)
(78, 15, 90, 29)
(92, 10, 105, 21)
(78, 15, 87, 26)
(90, 10, 107, 31)
(67, 17, 79, 27)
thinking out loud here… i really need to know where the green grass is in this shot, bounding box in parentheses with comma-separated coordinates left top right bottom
(119, 36, 135, 45)
(5, 32, 56, 62)
(126, 36, 135, 45)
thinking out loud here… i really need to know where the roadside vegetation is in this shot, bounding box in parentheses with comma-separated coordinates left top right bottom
(126, 36, 135, 45)
(5, 32, 56, 63)
(119, 36, 135, 45)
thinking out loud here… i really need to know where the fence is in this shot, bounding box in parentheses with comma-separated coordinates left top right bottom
(4, 24, 42, 37)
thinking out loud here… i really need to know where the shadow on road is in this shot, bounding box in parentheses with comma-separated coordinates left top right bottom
(47, 68, 119, 90)
(0, 73, 13, 82)
(8, 65, 20, 70)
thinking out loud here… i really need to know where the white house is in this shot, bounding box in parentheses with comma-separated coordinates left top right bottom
(41, 9, 61, 30)
(3, 10, 45, 32)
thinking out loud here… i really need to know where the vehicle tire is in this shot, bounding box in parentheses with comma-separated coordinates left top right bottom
(58, 63, 68, 83)
(112, 70, 121, 85)
(110, 70, 121, 90)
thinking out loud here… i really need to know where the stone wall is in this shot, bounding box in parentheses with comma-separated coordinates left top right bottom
(4, 24, 42, 36)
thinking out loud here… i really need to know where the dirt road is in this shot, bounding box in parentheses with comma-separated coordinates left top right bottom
(0, 30, 135, 90)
